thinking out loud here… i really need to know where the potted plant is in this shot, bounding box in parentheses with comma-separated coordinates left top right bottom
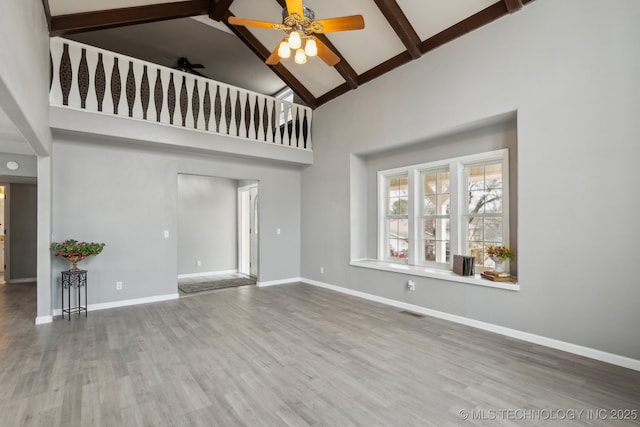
(51, 239, 106, 271)
(486, 245, 514, 273)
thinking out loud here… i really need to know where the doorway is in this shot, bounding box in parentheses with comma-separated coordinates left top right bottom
(238, 183, 259, 278)
(0, 185, 5, 283)
(176, 175, 258, 295)
(0, 179, 38, 323)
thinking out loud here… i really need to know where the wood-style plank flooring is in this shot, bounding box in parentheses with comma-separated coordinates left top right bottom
(1, 281, 639, 426)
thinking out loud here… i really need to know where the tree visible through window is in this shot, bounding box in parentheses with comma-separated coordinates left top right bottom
(378, 149, 510, 270)
(421, 169, 450, 263)
(385, 174, 409, 261)
(465, 162, 504, 268)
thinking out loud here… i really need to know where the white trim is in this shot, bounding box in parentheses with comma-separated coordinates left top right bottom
(377, 148, 510, 271)
(301, 278, 640, 372)
(7, 277, 37, 284)
(350, 258, 519, 291)
(35, 315, 53, 325)
(177, 270, 237, 279)
(256, 277, 301, 287)
(53, 293, 179, 315)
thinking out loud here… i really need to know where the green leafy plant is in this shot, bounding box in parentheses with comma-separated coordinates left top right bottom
(487, 245, 514, 260)
(51, 239, 105, 259)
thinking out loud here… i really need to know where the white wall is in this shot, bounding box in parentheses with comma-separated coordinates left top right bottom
(303, 0, 640, 359)
(0, 0, 51, 155)
(51, 135, 301, 308)
(177, 174, 238, 275)
(0, 153, 38, 178)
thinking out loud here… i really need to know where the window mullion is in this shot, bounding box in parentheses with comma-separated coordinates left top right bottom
(449, 161, 462, 259)
(408, 169, 418, 266)
(377, 172, 387, 260)
(502, 152, 510, 250)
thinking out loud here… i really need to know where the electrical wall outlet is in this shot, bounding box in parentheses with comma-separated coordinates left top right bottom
(407, 280, 415, 291)
(163, 230, 170, 238)
(320, 267, 324, 274)
(116, 281, 123, 290)
(197, 260, 202, 267)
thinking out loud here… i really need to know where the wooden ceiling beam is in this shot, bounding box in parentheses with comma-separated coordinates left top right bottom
(209, 0, 234, 21)
(41, 0, 52, 32)
(504, 0, 524, 13)
(314, 35, 359, 89)
(317, 51, 412, 107)
(422, 2, 509, 54)
(222, 12, 318, 109)
(273, 0, 359, 90)
(316, 83, 351, 107)
(49, 0, 211, 36)
(372, 0, 422, 59)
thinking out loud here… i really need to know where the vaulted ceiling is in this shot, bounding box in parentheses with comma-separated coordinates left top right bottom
(42, 0, 533, 108)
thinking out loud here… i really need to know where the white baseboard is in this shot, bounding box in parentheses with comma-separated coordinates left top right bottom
(8, 277, 37, 284)
(52, 293, 180, 316)
(35, 315, 53, 325)
(177, 269, 237, 279)
(257, 277, 301, 287)
(301, 277, 640, 372)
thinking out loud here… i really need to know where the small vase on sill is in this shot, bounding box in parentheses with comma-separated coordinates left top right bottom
(491, 256, 507, 273)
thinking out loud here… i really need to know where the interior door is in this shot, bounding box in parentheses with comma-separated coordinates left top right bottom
(238, 188, 250, 276)
(249, 187, 259, 278)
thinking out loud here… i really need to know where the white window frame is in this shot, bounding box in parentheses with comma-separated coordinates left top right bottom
(377, 149, 509, 270)
(380, 172, 410, 263)
(418, 166, 451, 265)
(275, 88, 294, 126)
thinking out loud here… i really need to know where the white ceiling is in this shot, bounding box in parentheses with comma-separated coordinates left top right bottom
(398, 0, 497, 40)
(68, 17, 289, 95)
(48, 0, 522, 104)
(49, 0, 191, 16)
(0, 106, 34, 156)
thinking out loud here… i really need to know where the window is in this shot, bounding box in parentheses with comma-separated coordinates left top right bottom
(276, 88, 294, 126)
(464, 161, 506, 268)
(421, 168, 450, 264)
(383, 174, 409, 262)
(378, 149, 509, 270)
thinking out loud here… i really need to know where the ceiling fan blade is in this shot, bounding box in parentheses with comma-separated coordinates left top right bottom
(189, 69, 207, 78)
(265, 44, 281, 65)
(227, 16, 280, 30)
(315, 38, 340, 66)
(285, 0, 303, 17)
(313, 15, 365, 33)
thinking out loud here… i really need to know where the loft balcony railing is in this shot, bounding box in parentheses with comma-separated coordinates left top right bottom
(49, 37, 312, 150)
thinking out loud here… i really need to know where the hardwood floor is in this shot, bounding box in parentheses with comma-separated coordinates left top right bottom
(178, 273, 257, 296)
(1, 281, 639, 426)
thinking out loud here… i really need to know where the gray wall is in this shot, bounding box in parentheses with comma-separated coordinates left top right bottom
(9, 183, 37, 279)
(303, 0, 640, 359)
(360, 119, 518, 274)
(0, 153, 37, 178)
(178, 174, 238, 275)
(52, 137, 301, 308)
(0, 0, 51, 155)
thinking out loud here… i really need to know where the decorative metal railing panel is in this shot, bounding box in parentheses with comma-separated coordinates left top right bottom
(49, 38, 312, 150)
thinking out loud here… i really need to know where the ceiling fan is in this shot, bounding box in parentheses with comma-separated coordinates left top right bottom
(173, 57, 207, 77)
(228, 0, 364, 66)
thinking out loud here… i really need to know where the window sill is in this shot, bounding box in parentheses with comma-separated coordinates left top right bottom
(349, 259, 519, 291)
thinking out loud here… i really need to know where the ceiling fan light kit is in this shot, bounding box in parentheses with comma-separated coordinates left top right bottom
(228, 0, 364, 67)
(294, 48, 307, 64)
(304, 38, 317, 57)
(287, 30, 302, 49)
(278, 41, 291, 58)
